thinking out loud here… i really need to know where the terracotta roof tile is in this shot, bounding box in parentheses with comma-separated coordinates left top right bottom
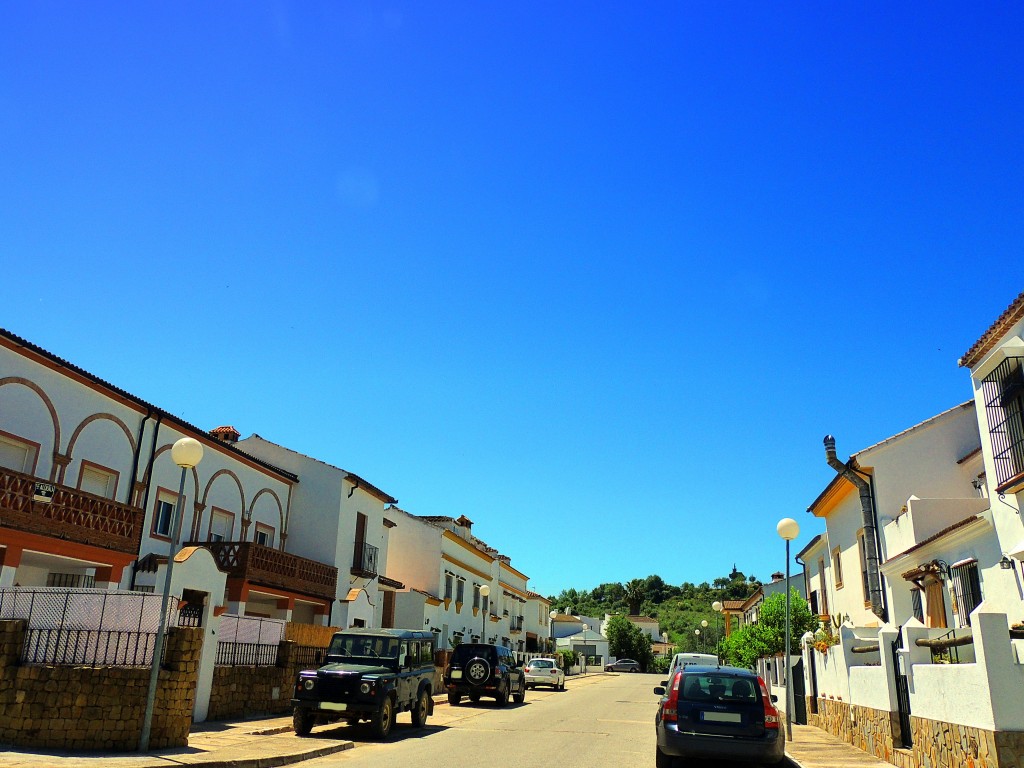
(959, 290, 1024, 368)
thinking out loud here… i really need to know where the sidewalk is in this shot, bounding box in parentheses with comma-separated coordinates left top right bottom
(787, 723, 897, 768)
(0, 714, 352, 768)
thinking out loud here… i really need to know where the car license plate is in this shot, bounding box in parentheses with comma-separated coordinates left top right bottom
(702, 711, 741, 723)
(321, 702, 348, 711)
(450, 670, 463, 679)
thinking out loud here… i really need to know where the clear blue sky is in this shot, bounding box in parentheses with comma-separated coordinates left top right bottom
(2, 3, 1022, 598)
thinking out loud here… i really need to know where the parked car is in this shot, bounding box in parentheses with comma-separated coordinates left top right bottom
(653, 664, 784, 767)
(605, 658, 641, 672)
(444, 643, 527, 706)
(291, 628, 436, 739)
(524, 657, 566, 690)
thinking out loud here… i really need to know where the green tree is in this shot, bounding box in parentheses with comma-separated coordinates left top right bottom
(722, 588, 819, 667)
(604, 614, 654, 671)
(624, 579, 646, 615)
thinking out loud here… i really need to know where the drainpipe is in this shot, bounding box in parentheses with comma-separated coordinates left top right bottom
(125, 410, 151, 506)
(130, 413, 163, 590)
(823, 435, 887, 622)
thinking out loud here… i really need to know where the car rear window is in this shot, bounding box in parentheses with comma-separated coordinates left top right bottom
(529, 660, 554, 668)
(451, 645, 497, 664)
(680, 674, 758, 703)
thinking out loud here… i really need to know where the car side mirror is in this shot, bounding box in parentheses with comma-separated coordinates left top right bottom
(653, 687, 666, 696)
(771, 694, 778, 703)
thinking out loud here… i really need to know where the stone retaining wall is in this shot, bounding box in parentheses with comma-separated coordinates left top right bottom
(206, 640, 300, 720)
(804, 694, 1024, 768)
(0, 619, 200, 751)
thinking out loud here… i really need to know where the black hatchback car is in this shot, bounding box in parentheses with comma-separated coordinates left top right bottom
(653, 664, 785, 767)
(444, 643, 527, 706)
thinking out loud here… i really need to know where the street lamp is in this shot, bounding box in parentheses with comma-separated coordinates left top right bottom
(777, 516, 800, 743)
(700, 620, 708, 652)
(140, 437, 203, 752)
(694, 628, 700, 652)
(712, 601, 723, 662)
(480, 585, 490, 640)
(549, 609, 558, 653)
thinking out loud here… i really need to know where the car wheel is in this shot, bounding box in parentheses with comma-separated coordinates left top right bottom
(411, 688, 430, 728)
(655, 746, 674, 768)
(513, 680, 526, 704)
(465, 657, 491, 686)
(370, 695, 395, 739)
(558, 681, 565, 691)
(495, 681, 509, 707)
(292, 708, 314, 737)
(448, 692, 462, 706)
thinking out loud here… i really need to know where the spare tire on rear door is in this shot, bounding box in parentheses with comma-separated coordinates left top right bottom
(465, 657, 491, 685)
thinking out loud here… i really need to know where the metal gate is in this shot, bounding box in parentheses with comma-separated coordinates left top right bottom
(792, 658, 807, 724)
(891, 634, 912, 748)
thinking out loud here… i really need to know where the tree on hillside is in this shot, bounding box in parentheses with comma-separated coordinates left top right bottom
(624, 579, 646, 615)
(604, 614, 654, 671)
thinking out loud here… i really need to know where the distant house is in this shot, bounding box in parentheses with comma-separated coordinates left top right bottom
(388, 510, 535, 651)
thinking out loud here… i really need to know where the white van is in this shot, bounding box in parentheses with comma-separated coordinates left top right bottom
(661, 652, 720, 687)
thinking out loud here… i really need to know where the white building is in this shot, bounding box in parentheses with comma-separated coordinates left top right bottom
(0, 328, 342, 626)
(806, 401, 985, 629)
(233, 434, 406, 628)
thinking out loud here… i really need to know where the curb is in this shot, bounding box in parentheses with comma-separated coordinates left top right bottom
(142, 740, 353, 768)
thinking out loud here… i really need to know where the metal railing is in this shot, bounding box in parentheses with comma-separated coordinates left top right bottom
(0, 588, 169, 667)
(216, 641, 278, 667)
(294, 645, 328, 669)
(24, 627, 159, 666)
(352, 542, 379, 576)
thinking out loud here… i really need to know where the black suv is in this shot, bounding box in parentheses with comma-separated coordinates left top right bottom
(443, 643, 527, 706)
(291, 628, 435, 739)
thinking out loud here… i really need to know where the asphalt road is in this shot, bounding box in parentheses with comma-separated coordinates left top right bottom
(298, 672, 792, 768)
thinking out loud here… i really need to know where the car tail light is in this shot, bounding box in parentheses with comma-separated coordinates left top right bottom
(661, 671, 682, 723)
(757, 676, 780, 729)
(550, 670, 558, 675)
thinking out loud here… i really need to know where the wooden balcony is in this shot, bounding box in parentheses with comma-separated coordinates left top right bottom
(0, 467, 144, 554)
(191, 540, 337, 602)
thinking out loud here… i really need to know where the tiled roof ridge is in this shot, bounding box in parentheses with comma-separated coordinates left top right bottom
(0, 327, 298, 483)
(959, 290, 1024, 368)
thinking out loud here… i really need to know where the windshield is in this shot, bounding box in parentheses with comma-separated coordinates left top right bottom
(327, 635, 400, 661)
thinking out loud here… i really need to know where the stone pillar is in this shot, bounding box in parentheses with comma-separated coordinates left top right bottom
(0, 619, 26, 669)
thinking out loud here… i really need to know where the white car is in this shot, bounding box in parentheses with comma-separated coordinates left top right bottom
(524, 657, 566, 690)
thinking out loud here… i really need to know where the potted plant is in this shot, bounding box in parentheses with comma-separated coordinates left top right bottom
(1010, 621, 1024, 640)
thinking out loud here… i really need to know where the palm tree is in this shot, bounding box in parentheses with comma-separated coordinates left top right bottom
(624, 579, 646, 616)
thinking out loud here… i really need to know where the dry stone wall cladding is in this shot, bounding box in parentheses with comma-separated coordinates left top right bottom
(851, 704, 900, 764)
(0, 620, 200, 751)
(812, 697, 853, 744)
(909, 716, 1024, 768)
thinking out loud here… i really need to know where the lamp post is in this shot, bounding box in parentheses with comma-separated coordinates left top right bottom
(694, 628, 700, 652)
(139, 437, 203, 752)
(480, 585, 490, 640)
(777, 516, 800, 743)
(549, 609, 558, 653)
(700, 620, 708, 653)
(712, 601, 723, 662)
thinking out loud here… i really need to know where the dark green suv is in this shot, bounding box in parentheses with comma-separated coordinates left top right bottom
(443, 643, 527, 706)
(291, 628, 436, 739)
